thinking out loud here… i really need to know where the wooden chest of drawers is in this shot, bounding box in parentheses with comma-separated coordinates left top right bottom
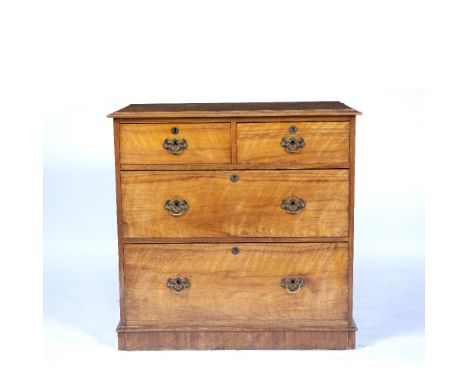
(108, 102, 360, 350)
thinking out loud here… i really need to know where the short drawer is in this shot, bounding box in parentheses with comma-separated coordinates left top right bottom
(237, 121, 350, 166)
(121, 170, 349, 239)
(119, 123, 231, 164)
(124, 243, 349, 327)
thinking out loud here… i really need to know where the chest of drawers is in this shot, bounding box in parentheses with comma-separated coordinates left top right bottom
(108, 102, 360, 350)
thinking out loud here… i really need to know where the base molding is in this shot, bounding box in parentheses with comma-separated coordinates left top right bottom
(117, 323, 357, 350)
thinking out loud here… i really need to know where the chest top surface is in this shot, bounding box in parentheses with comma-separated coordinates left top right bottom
(108, 101, 361, 118)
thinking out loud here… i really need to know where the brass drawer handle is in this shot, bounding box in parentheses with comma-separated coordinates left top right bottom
(166, 277, 190, 293)
(165, 199, 189, 216)
(281, 196, 306, 214)
(281, 276, 304, 294)
(281, 137, 305, 153)
(163, 138, 188, 155)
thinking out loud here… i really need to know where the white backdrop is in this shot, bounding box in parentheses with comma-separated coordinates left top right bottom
(9, 0, 466, 380)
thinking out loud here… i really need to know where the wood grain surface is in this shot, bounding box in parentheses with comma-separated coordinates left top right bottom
(348, 116, 356, 325)
(113, 120, 126, 326)
(119, 330, 354, 350)
(120, 123, 231, 164)
(124, 243, 349, 326)
(237, 121, 349, 165)
(121, 170, 349, 239)
(117, 115, 352, 125)
(120, 163, 351, 171)
(108, 101, 361, 118)
(110, 102, 359, 350)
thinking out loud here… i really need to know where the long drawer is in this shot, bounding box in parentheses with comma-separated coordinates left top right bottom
(121, 170, 349, 239)
(124, 243, 349, 327)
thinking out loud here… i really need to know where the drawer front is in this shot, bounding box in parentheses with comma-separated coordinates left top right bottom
(119, 123, 231, 164)
(124, 243, 349, 326)
(121, 170, 349, 239)
(237, 122, 349, 166)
